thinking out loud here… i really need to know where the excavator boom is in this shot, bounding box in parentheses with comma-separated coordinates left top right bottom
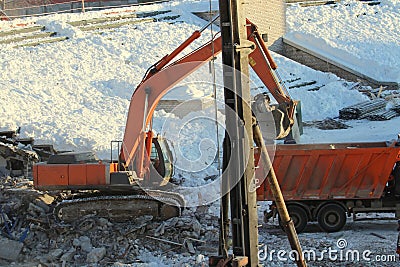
(121, 18, 297, 175)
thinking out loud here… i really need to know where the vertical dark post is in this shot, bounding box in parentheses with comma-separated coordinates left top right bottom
(219, 0, 259, 266)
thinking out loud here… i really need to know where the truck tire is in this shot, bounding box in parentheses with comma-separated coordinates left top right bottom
(317, 203, 346, 232)
(280, 205, 308, 233)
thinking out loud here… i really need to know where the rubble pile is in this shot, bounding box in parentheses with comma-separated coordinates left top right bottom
(0, 176, 219, 266)
(0, 128, 57, 178)
(0, 141, 39, 177)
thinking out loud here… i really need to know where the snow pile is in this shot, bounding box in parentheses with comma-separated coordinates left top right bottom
(0, 1, 398, 266)
(0, 4, 216, 158)
(286, 0, 400, 83)
(0, 0, 398, 162)
(257, 52, 370, 121)
(36, 18, 84, 38)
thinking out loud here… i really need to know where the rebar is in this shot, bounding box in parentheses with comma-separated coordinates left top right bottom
(339, 98, 386, 120)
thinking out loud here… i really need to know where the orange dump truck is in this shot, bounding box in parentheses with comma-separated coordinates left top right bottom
(257, 139, 400, 233)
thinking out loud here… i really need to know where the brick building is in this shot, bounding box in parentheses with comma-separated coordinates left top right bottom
(244, 0, 286, 53)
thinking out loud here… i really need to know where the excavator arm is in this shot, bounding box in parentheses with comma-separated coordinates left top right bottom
(120, 38, 222, 176)
(121, 18, 297, 177)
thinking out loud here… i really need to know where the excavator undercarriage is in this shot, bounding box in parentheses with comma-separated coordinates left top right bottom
(54, 189, 184, 222)
(34, 137, 185, 222)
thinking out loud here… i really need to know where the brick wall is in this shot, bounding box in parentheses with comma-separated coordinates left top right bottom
(244, 0, 286, 53)
(2, 0, 166, 18)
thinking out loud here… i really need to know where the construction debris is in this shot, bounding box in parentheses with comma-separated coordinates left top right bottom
(288, 80, 317, 89)
(136, 10, 172, 18)
(303, 118, 351, 130)
(0, 236, 24, 261)
(0, 176, 217, 266)
(0, 141, 38, 177)
(339, 98, 387, 120)
(0, 129, 58, 177)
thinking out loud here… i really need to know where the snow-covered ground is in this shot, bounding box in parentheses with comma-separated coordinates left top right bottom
(286, 0, 400, 83)
(0, 0, 398, 158)
(0, 0, 399, 265)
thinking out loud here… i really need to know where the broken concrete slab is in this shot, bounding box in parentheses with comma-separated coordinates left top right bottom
(0, 237, 23, 261)
(60, 248, 75, 263)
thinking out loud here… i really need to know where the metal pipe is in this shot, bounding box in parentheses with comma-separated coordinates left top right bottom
(252, 117, 307, 267)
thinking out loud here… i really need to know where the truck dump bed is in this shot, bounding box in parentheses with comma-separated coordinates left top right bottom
(257, 141, 400, 201)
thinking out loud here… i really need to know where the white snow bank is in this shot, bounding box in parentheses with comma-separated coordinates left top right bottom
(262, 52, 370, 121)
(0, 0, 398, 164)
(290, 81, 369, 121)
(286, 0, 400, 83)
(284, 32, 400, 83)
(35, 19, 84, 38)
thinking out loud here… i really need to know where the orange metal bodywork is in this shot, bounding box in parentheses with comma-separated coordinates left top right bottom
(256, 141, 400, 201)
(33, 163, 107, 189)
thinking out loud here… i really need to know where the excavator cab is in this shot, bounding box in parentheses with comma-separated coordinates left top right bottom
(148, 136, 174, 186)
(110, 134, 174, 186)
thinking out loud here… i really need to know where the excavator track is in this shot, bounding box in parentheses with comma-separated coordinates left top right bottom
(54, 189, 185, 222)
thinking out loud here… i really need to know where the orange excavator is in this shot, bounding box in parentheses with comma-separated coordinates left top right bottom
(33, 17, 298, 221)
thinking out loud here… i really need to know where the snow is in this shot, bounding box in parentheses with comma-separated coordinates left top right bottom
(269, 52, 371, 121)
(286, 0, 400, 83)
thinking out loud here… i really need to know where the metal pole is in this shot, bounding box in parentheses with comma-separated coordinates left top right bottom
(218, 0, 259, 266)
(252, 118, 307, 267)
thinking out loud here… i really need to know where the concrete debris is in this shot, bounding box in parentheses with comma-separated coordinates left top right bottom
(0, 236, 23, 261)
(48, 248, 64, 261)
(184, 239, 196, 254)
(0, 176, 220, 266)
(196, 254, 205, 264)
(73, 236, 93, 253)
(303, 118, 351, 130)
(0, 129, 59, 178)
(87, 247, 106, 263)
(60, 248, 75, 263)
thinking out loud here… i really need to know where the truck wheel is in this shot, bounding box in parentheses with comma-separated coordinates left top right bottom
(317, 203, 346, 232)
(280, 205, 308, 234)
